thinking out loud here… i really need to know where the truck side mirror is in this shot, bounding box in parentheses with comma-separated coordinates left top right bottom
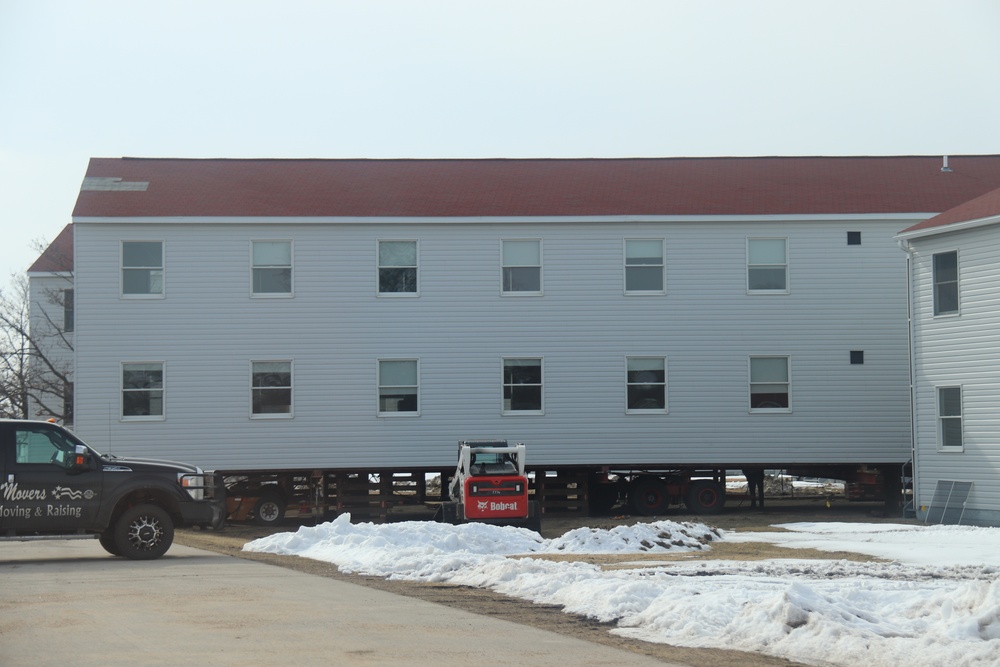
(70, 445, 92, 471)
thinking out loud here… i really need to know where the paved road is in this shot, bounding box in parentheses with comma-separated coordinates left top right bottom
(1, 539, 684, 666)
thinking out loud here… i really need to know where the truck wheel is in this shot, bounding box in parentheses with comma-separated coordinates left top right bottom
(114, 504, 174, 560)
(99, 531, 121, 557)
(629, 477, 669, 516)
(685, 480, 726, 515)
(253, 493, 285, 526)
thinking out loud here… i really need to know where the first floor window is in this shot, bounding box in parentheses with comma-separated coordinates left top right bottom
(378, 240, 418, 294)
(502, 239, 542, 294)
(122, 241, 163, 296)
(252, 361, 292, 416)
(625, 239, 665, 293)
(747, 238, 788, 293)
(933, 251, 959, 316)
(749, 356, 789, 410)
(378, 359, 419, 414)
(503, 358, 542, 413)
(937, 386, 963, 449)
(626, 357, 666, 411)
(252, 240, 292, 295)
(122, 362, 164, 419)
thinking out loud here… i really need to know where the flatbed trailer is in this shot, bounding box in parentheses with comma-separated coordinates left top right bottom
(220, 461, 906, 526)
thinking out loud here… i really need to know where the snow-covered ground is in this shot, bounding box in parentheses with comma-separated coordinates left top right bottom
(245, 516, 1000, 667)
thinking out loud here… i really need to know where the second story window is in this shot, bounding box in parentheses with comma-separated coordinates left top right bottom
(122, 241, 163, 297)
(932, 250, 959, 316)
(252, 241, 293, 296)
(378, 240, 418, 295)
(625, 239, 665, 294)
(501, 239, 542, 295)
(63, 289, 74, 333)
(747, 238, 788, 293)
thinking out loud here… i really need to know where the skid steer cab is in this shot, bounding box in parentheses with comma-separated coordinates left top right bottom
(440, 440, 541, 532)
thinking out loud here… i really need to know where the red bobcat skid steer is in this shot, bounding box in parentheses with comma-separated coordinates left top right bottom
(439, 440, 541, 532)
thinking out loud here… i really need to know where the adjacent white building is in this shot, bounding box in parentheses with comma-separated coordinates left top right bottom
(27, 156, 1000, 504)
(898, 184, 1000, 526)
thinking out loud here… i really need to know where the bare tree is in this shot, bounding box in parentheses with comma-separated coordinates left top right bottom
(0, 241, 75, 421)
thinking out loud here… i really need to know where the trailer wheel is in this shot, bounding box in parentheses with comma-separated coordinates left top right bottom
(253, 493, 285, 526)
(629, 477, 669, 516)
(588, 478, 620, 515)
(685, 480, 725, 515)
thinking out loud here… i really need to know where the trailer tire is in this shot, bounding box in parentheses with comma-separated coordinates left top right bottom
(114, 504, 174, 560)
(588, 478, 620, 514)
(630, 477, 669, 516)
(253, 493, 285, 526)
(685, 480, 725, 515)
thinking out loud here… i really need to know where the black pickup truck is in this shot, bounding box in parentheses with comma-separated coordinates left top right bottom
(1, 419, 224, 560)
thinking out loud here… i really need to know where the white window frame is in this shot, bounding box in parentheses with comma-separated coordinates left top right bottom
(624, 239, 666, 295)
(121, 240, 164, 299)
(932, 250, 960, 317)
(377, 358, 420, 417)
(121, 361, 165, 421)
(625, 356, 668, 413)
(936, 385, 963, 451)
(250, 360, 294, 419)
(377, 239, 419, 297)
(502, 357, 544, 415)
(501, 239, 543, 296)
(748, 355, 791, 413)
(251, 240, 293, 297)
(746, 237, 789, 294)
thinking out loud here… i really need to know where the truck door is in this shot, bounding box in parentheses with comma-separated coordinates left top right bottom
(2, 423, 104, 533)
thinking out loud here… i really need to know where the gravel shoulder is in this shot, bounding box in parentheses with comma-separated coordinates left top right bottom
(176, 497, 913, 667)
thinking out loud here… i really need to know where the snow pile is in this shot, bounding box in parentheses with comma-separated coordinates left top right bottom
(245, 517, 1000, 666)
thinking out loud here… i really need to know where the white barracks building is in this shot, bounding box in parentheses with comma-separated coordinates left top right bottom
(27, 156, 1000, 520)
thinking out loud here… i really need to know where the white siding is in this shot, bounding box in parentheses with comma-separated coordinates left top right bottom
(71, 219, 912, 471)
(27, 274, 74, 421)
(908, 224, 1000, 523)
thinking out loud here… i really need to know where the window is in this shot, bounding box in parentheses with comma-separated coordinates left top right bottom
(378, 240, 418, 294)
(847, 231, 862, 246)
(63, 289, 74, 332)
(937, 386, 963, 449)
(252, 241, 292, 295)
(501, 240, 542, 295)
(503, 358, 542, 413)
(378, 359, 419, 415)
(64, 382, 74, 425)
(122, 241, 163, 296)
(749, 356, 789, 410)
(122, 362, 164, 419)
(14, 427, 78, 467)
(933, 251, 959, 316)
(251, 361, 292, 417)
(747, 238, 788, 293)
(626, 357, 667, 412)
(625, 239, 665, 293)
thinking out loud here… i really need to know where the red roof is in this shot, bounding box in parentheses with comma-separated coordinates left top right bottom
(899, 184, 1000, 235)
(27, 224, 73, 273)
(72, 156, 1000, 219)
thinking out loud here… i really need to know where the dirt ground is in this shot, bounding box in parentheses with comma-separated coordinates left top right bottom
(176, 496, 915, 667)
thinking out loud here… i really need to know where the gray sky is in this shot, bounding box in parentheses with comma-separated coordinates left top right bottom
(2, 0, 999, 288)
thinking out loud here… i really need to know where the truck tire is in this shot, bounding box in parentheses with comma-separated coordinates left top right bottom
(99, 531, 121, 557)
(114, 504, 175, 560)
(629, 477, 669, 516)
(253, 493, 285, 526)
(685, 480, 726, 515)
